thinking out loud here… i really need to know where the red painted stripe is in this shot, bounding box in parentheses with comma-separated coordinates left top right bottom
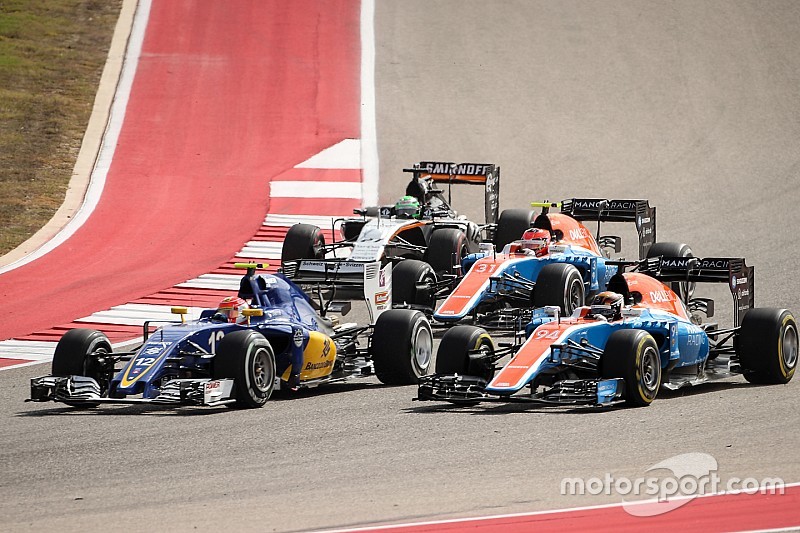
(0, 358, 33, 368)
(327, 487, 800, 533)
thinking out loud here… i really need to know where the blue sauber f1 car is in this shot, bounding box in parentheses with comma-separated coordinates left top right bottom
(417, 254, 797, 407)
(29, 264, 433, 409)
(429, 199, 676, 327)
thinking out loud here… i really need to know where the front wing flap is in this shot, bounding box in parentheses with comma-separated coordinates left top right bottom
(416, 374, 625, 406)
(29, 376, 237, 407)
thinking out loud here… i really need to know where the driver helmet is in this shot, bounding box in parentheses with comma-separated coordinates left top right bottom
(394, 195, 421, 218)
(216, 296, 248, 323)
(519, 228, 551, 257)
(590, 291, 624, 321)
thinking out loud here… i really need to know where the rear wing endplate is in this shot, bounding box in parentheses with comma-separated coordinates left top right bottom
(559, 198, 656, 259)
(404, 161, 500, 225)
(641, 256, 754, 325)
(281, 259, 392, 323)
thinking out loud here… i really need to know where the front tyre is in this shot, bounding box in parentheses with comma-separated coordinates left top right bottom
(424, 228, 468, 276)
(281, 223, 325, 263)
(214, 330, 276, 408)
(738, 308, 798, 384)
(52, 328, 114, 405)
(435, 325, 495, 381)
(371, 310, 433, 384)
(392, 259, 437, 308)
(600, 329, 661, 407)
(533, 263, 585, 315)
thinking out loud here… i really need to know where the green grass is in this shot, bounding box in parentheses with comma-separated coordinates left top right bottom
(0, 0, 122, 255)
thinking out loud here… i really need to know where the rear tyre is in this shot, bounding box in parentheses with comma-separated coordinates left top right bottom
(424, 228, 468, 276)
(371, 310, 433, 384)
(392, 259, 437, 308)
(435, 325, 495, 381)
(52, 329, 114, 407)
(494, 209, 536, 251)
(647, 242, 694, 300)
(532, 263, 585, 315)
(281, 223, 325, 263)
(738, 308, 798, 384)
(214, 330, 276, 408)
(600, 329, 661, 407)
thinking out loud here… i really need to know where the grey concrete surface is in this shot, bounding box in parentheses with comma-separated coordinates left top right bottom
(1, 2, 799, 531)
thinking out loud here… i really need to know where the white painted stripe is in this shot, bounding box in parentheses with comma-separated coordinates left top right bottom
(270, 180, 362, 199)
(0, 340, 59, 362)
(238, 241, 282, 256)
(360, 0, 379, 206)
(295, 138, 361, 169)
(0, 0, 152, 275)
(264, 214, 340, 227)
(75, 303, 205, 325)
(177, 274, 241, 291)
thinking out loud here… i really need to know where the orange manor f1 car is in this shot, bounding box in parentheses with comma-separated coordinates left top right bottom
(417, 254, 797, 407)
(29, 264, 433, 409)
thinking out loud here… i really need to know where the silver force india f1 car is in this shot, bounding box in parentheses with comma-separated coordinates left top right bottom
(417, 254, 797, 407)
(29, 264, 433, 409)
(280, 161, 548, 312)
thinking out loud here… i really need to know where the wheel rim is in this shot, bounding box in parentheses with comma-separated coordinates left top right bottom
(251, 347, 274, 393)
(783, 323, 798, 370)
(86, 345, 111, 393)
(640, 345, 660, 391)
(565, 278, 583, 313)
(413, 325, 433, 373)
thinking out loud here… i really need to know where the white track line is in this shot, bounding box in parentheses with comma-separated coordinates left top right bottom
(360, 0, 379, 206)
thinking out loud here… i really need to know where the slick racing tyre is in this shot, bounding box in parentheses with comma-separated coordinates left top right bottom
(371, 309, 433, 385)
(647, 242, 694, 301)
(435, 325, 495, 382)
(424, 228, 468, 276)
(52, 328, 114, 406)
(494, 209, 536, 251)
(392, 259, 437, 309)
(281, 223, 326, 263)
(738, 308, 798, 384)
(600, 329, 661, 407)
(532, 263, 585, 315)
(214, 330, 276, 408)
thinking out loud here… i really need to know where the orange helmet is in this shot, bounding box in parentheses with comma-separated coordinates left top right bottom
(520, 228, 551, 257)
(590, 291, 624, 321)
(216, 296, 248, 323)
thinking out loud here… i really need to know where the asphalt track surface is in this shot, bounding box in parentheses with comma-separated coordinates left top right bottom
(2, 1, 800, 532)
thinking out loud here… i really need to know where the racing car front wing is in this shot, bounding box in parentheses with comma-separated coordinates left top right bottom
(416, 374, 625, 406)
(29, 375, 238, 407)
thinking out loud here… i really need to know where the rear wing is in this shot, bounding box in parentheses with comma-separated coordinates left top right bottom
(404, 161, 500, 225)
(559, 198, 656, 259)
(640, 256, 754, 325)
(281, 259, 392, 323)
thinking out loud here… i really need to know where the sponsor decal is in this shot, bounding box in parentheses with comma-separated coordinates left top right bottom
(304, 359, 333, 371)
(649, 290, 674, 303)
(573, 199, 637, 211)
(375, 291, 390, 306)
(322, 339, 331, 359)
(569, 227, 590, 241)
(293, 328, 304, 347)
(422, 162, 492, 175)
(379, 269, 386, 288)
(205, 380, 221, 391)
